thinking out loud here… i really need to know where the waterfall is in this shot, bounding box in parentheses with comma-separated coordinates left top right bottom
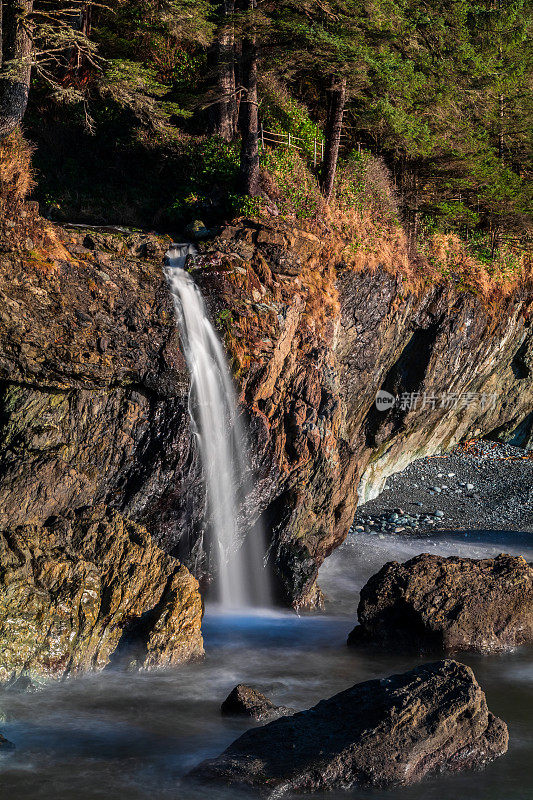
(164, 244, 271, 610)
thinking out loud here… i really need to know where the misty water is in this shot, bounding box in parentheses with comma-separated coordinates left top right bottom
(0, 530, 532, 799)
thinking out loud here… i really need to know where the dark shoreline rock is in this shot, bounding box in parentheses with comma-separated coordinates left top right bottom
(189, 660, 508, 796)
(221, 684, 295, 722)
(348, 552, 533, 653)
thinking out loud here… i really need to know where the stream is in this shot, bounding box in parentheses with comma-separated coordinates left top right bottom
(0, 530, 532, 799)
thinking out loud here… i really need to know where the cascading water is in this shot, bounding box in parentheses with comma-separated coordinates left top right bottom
(164, 244, 271, 610)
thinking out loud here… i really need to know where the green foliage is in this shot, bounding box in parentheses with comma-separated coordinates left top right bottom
(229, 193, 264, 217)
(263, 0, 532, 236)
(165, 138, 242, 225)
(260, 77, 323, 159)
(431, 202, 480, 231)
(335, 150, 399, 221)
(217, 309, 234, 330)
(261, 146, 323, 220)
(23, 0, 531, 241)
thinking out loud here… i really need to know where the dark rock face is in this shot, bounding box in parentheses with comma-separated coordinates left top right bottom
(348, 553, 533, 653)
(190, 660, 508, 795)
(0, 228, 206, 570)
(221, 684, 294, 722)
(0, 506, 204, 682)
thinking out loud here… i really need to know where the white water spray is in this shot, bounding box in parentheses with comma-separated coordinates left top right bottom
(164, 244, 271, 610)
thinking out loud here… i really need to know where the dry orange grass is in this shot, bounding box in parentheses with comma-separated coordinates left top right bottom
(328, 202, 412, 275)
(0, 130, 35, 218)
(422, 232, 533, 309)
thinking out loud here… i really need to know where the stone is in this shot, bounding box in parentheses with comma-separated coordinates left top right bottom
(185, 220, 210, 240)
(1, 675, 36, 694)
(0, 506, 204, 683)
(0, 733, 14, 750)
(348, 553, 533, 653)
(221, 684, 294, 722)
(189, 660, 508, 795)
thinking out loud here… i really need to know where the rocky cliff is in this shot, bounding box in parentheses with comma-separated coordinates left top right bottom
(0, 217, 531, 613)
(193, 220, 533, 607)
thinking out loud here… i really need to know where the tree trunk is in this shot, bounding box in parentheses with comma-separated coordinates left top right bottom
(0, 1, 34, 141)
(239, 1, 260, 196)
(321, 76, 346, 202)
(498, 92, 505, 166)
(210, 0, 237, 141)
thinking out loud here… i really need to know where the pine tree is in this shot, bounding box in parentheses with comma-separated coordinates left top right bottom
(209, 1, 238, 141)
(0, 1, 34, 140)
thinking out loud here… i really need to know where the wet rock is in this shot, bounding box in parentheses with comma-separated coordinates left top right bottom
(221, 684, 294, 722)
(0, 733, 14, 750)
(190, 660, 508, 795)
(1, 675, 36, 694)
(0, 506, 204, 683)
(348, 553, 533, 653)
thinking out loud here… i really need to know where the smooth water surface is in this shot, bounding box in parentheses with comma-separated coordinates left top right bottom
(0, 531, 532, 799)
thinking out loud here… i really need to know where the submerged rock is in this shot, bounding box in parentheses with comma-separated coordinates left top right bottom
(0, 506, 204, 683)
(1, 675, 36, 694)
(0, 733, 14, 750)
(190, 660, 508, 795)
(221, 684, 294, 722)
(348, 553, 533, 653)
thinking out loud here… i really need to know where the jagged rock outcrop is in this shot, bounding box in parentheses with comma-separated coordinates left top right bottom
(0, 219, 531, 609)
(192, 220, 533, 606)
(0, 506, 204, 683)
(221, 684, 294, 721)
(348, 553, 533, 653)
(190, 660, 508, 795)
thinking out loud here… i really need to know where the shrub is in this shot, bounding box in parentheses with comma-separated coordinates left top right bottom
(259, 75, 322, 160)
(260, 146, 324, 220)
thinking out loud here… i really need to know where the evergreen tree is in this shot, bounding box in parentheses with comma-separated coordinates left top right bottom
(0, 1, 34, 140)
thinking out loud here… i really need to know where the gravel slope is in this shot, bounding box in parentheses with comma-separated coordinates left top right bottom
(355, 440, 533, 535)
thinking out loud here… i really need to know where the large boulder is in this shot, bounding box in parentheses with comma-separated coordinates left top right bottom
(221, 684, 294, 722)
(190, 660, 507, 795)
(0, 506, 204, 683)
(348, 553, 533, 653)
